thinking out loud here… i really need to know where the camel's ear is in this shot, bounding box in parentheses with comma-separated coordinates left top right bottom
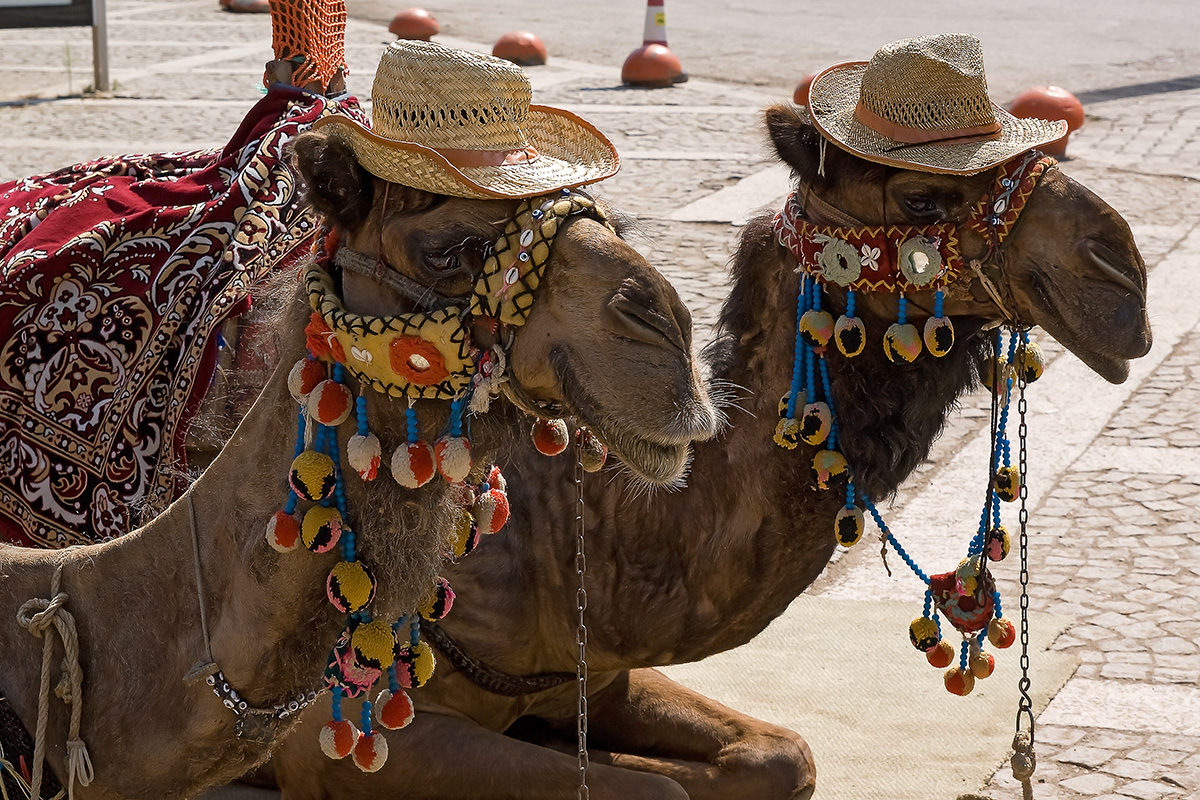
(290, 130, 374, 231)
(765, 104, 823, 183)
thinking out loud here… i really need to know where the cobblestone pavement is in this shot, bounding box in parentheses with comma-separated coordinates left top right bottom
(1, 3, 1199, 798)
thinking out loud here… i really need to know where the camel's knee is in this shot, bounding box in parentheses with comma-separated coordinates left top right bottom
(722, 730, 816, 800)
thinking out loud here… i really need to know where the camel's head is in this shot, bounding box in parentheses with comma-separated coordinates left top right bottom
(766, 104, 1152, 384)
(291, 130, 718, 485)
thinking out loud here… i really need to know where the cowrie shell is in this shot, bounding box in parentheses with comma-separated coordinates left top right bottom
(504, 266, 520, 285)
(519, 229, 534, 247)
(350, 346, 373, 364)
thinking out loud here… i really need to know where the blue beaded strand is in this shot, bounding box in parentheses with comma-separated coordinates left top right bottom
(405, 404, 419, 444)
(846, 289, 856, 318)
(355, 395, 369, 437)
(786, 275, 808, 419)
(959, 639, 970, 670)
(331, 685, 343, 722)
(933, 289, 944, 319)
(360, 700, 373, 737)
(817, 356, 838, 449)
(898, 295, 908, 325)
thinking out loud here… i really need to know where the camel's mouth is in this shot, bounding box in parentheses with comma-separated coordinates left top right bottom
(1025, 269, 1152, 385)
(577, 414, 691, 486)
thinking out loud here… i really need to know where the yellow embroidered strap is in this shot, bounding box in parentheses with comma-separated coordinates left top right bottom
(471, 191, 613, 325)
(305, 266, 477, 400)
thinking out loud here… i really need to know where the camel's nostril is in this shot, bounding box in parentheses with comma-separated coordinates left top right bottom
(1083, 238, 1144, 301)
(609, 294, 688, 354)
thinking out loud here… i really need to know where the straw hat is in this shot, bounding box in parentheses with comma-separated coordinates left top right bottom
(807, 33, 1067, 175)
(314, 40, 619, 199)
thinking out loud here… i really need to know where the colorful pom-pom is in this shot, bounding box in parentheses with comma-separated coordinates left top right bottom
(327, 560, 377, 613)
(799, 402, 832, 446)
(944, 666, 975, 696)
(883, 322, 922, 364)
(811, 449, 848, 490)
(1019, 342, 1045, 383)
(351, 620, 399, 671)
(579, 431, 608, 472)
(955, 555, 983, 595)
(970, 648, 995, 679)
(395, 640, 436, 689)
(434, 436, 472, 483)
(773, 417, 800, 450)
(472, 488, 510, 535)
(289, 451, 337, 501)
(308, 379, 354, 427)
(532, 418, 570, 456)
(302, 505, 343, 553)
(923, 316, 955, 357)
(451, 508, 481, 558)
(375, 688, 414, 731)
(418, 577, 455, 621)
(926, 640, 955, 668)
(485, 464, 507, 493)
(988, 617, 1017, 649)
(319, 719, 359, 760)
(908, 617, 940, 652)
(266, 510, 300, 552)
(994, 465, 1020, 502)
(391, 440, 436, 489)
(799, 310, 835, 350)
(288, 358, 326, 403)
(352, 732, 388, 773)
(986, 525, 1011, 561)
(834, 315, 866, 358)
(833, 506, 865, 547)
(348, 433, 382, 481)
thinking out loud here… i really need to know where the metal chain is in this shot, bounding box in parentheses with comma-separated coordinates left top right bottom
(1012, 335, 1037, 800)
(574, 432, 590, 800)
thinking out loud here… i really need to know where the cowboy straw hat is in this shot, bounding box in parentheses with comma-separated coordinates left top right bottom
(313, 40, 619, 199)
(807, 33, 1067, 175)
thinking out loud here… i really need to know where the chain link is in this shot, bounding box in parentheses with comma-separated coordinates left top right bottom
(574, 432, 589, 800)
(1015, 336, 1035, 740)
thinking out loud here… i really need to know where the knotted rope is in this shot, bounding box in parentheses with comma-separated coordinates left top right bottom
(15, 564, 93, 800)
(1011, 730, 1037, 800)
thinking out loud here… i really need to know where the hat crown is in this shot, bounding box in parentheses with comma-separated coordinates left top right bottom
(859, 33, 997, 133)
(371, 39, 533, 152)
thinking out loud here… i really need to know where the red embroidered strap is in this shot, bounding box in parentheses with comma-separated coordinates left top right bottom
(966, 152, 1057, 243)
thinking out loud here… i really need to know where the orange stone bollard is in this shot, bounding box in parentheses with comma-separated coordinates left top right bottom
(389, 8, 439, 41)
(793, 73, 818, 106)
(622, 0, 687, 88)
(493, 31, 547, 67)
(1009, 85, 1084, 158)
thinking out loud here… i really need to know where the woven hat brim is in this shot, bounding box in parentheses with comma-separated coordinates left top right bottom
(313, 106, 619, 199)
(808, 62, 1068, 175)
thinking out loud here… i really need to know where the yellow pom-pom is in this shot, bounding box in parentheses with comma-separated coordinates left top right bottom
(450, 507, 480, 558)
(351, 620, 398, 670)
(773, 417, 800, 450)
(327, 561, 377, 613)
(970, 648, 995, 679)
(348, 433, 382, 481)
(799, 402, 832, 446)
(994, 465, 1020, 502)
(289, 451, 336, 502)
(883, 322, 922, 363)
(319, 719, 359, 760)
(434, 436, 472, 483)
(1019, 342, 1045, 383)
(395, 640, 436, 689)
(352, 732, 388, 773)
(811, 449, 848, 490)
(834, 315, 866, 357)
(799, 310, 835, 349)
(923, 316, 955, 356)
(418, 577, 455, 622)
(956, 555, 982, 595)
(265, 510, 300, 553)
(986, 525, 1011, 561)
(833, 506, 864, 547)
(302, 505, 343, 553)
(908, 617, 940, 652)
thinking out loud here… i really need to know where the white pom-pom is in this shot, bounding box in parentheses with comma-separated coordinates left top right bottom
(348, 433, 382, 481)
(391, 441, 435, 489)
(434, 436, 472, 483)
(352, 732, 389, 773)
(319, 719, 360, 760)
(472, 489, 510, 535)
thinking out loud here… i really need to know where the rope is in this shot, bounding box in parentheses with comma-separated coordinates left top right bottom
(1011, 731, 1037, 800)
(184, 493, 219, 685)
(968, 259, 1014, 321)
(15, 564, 93, 800)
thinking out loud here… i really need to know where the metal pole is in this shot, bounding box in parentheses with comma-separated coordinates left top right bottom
(91, 0, 109, 92)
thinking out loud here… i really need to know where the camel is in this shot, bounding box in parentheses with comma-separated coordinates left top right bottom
(0, 113, 718, 800)
(256, 103, 1152, 800)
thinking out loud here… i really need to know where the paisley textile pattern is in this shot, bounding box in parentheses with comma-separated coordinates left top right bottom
(0, 87, 367, 547)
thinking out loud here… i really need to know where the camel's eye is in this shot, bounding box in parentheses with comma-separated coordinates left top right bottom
(903, 195, 939, 218)
(424, 251, 461, 273)
(421, 236, 488, 279)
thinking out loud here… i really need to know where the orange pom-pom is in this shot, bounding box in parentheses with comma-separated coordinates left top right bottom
(308, 380, 353, 427)
(288, 358, 326, 403)
(988, 617, 1017, 649)
(434, 436, 472, 483)
(352, 732, 388, 773)
(532, 418, 570, 456)
(471, 488, 510, 535)
(265, 510, 300, 552)
(391, 441, 435, 488)
(944, 666, 975, 696)
(485, 464, 507, 492)
(970, 649, 995, 679)
(319, 719, 359, 760)
(926, 640, 955, 668)
(375, 688, 415, 730)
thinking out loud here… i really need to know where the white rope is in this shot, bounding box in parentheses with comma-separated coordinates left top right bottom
(969, 259, 1015, 321)
(15, 564, 93, 800)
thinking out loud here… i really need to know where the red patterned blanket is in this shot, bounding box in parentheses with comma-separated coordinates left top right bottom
(0, 86, 365, 547)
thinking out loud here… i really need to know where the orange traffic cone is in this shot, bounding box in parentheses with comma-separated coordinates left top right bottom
(621, 0, 687, 88)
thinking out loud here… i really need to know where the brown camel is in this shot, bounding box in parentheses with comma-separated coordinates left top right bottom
(258, 104, 1151, 800)
(0, 122, 717, 799)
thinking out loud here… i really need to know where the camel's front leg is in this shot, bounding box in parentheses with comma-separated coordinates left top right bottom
(265, 701, 689, 800)
(583, 668, 816, 800)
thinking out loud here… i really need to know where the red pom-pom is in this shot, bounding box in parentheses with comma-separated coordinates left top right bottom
(319, 719, 359, 760)
(472, 488, 510, 535)
(988, 617, 1017, 649)
(532, 418, 570, 456)
(434, 436, 472, 483)
(391, 441, 436, 488)
(308, 380, 353, 427)
(352, 732, 388, 773)
(485, 465, 507, 492)
(265, 510, 300, 552)
(375, 688, 415, 730)
(288, 358, 326, 403)
(926, 640, 955, 668)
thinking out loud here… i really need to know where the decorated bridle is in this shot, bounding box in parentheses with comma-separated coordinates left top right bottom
(770, 150, 1055, 700)
(230, 189, 610, 771)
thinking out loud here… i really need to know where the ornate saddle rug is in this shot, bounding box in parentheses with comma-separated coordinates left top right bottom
(0, 86, 366, 548)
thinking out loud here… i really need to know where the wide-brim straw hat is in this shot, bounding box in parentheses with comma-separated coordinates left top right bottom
(807, 33, 1067, 175)
(314, 39, 619, 199)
